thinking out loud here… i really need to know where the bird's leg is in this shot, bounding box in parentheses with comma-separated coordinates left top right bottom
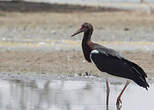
(116, 81, 130, 110)
(106, 80, 110, 110)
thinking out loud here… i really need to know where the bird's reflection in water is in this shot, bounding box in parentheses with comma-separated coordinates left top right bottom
(0, 79, 153, 110)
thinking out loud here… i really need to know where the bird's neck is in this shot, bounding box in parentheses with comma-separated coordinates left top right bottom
(82, 30, 92, 43)
(82, 30, 93, 62)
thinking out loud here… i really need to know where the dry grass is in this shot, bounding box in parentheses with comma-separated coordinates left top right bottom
(0, 2, 153, 76)
(0, 11, 154, 29)
(0, 1, 154, 28)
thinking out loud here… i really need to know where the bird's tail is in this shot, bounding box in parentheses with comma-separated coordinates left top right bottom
(124, 58, 150, 90)
(133, 75, 149, 90)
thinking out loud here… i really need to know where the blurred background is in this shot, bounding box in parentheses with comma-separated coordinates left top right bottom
(0, 0, 154, 110)
(0, 0, 153, 74)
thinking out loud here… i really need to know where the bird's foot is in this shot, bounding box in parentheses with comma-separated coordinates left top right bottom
(78, 72, 91, 76)
(116, 98, 122, 110)
(85, 72, 90, 76)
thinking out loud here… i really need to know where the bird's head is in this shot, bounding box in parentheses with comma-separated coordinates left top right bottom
(71, 23, 93, 37)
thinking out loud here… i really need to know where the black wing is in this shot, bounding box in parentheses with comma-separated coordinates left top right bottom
(90, 45, 149, 89)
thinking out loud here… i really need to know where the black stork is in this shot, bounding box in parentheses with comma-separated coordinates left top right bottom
(71, 23, 149, 110)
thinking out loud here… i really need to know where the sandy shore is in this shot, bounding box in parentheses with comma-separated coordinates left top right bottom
(0, 1, 153, 77)
(0, 49, 153, 77)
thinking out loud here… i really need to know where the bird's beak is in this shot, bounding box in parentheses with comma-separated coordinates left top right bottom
(71, 28, 84, 37)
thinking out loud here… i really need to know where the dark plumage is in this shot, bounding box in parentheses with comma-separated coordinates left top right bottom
(90, 44, 149, 89)
(71, 22, 149, 89)
(71, 22, 149, 109)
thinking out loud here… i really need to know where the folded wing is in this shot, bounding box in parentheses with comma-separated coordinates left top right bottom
(90, 45, 149, 90)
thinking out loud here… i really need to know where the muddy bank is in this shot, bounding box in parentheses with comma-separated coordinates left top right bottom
(0, 2, 153, 77)
(0, 50, 153, 77)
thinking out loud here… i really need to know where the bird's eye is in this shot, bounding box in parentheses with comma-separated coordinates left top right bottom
(82, 25, 87, 28)
(80, 25, 85, 30)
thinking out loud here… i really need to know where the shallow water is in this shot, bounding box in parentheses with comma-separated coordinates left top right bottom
(0, 73, 153, 110)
